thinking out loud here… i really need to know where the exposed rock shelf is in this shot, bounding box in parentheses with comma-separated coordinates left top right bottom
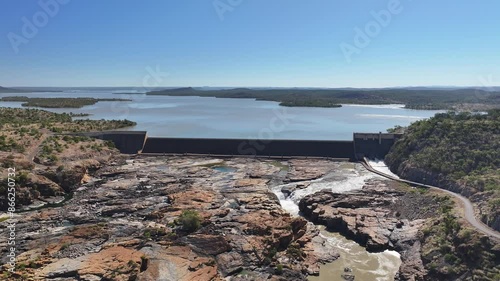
(299, 180, 436, 280)
(0, 156, 339, 280)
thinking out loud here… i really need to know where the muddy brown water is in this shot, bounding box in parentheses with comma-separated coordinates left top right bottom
(309, 226, 401, 281)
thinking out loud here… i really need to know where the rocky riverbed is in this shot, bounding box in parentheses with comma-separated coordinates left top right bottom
(299, 179, 500, 281)
(3, 155, 496, 281)
(0, 156, 341, 280)
(299, 180, 430, 280)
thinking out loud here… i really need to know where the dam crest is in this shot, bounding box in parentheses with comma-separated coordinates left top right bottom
(80, 131, 402, 161)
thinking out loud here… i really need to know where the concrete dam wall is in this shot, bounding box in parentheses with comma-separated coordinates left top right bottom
(353, 132, 403, 159)
(78, 131, 147, 154)
(84, 131, 401, 160)
(142, 137, 354, 159)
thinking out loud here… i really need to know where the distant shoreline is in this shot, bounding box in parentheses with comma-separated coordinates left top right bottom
(0, 96, 131, 108)
(2, 86, 498, 110)
(143, 87, 500, 110)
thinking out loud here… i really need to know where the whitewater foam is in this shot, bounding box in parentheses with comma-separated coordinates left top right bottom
(272, 167, 377, 216)
(367, 159, 400, 179)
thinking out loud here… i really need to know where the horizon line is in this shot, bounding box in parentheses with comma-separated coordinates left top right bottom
(4, 85, 500, 89)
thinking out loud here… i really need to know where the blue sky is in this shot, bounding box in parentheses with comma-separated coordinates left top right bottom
(1, 0, 500, 88)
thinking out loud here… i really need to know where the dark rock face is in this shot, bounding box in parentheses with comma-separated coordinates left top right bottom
(216, 252, 244, 276)
(0, 174, 65, 210)
(390, 162, 469, 195)
(299, 180, 434, 281)
(182, 234, 231, 256)
(0, 158, 107, 212)
(41, 166, 88, 193)
(470, 191, 500, 232)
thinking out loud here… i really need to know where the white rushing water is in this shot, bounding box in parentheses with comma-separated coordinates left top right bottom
(368, 159, 400, 179)
(272, 168, 375, 216)
(271, 164, 401, 280)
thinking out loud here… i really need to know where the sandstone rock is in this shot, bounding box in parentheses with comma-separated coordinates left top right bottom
(216, 251, 244, 276)
(80, 274, 102, 281)
(9, 156, 338, 281)
(41, 258, 83, 278)
(299, 180, 428, 280)
(138, 244, 221, 281)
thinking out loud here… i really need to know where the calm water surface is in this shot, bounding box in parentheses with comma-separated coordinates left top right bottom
(0, 90, 442, 138)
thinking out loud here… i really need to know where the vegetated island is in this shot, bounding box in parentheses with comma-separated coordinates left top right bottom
(146, 87, 500, 110)
(0, 96, 131, 108)
(68, 112, 91, 117)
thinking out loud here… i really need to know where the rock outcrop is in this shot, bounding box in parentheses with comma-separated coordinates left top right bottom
(299, 179, 442, 281)
(0, 156, 338, 280)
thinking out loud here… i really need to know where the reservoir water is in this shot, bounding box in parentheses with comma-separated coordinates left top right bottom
(0, 89, 442, 139)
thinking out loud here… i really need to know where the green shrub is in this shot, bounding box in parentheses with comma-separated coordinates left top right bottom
(276, 264, 283, 275)
(178, 210, 202, 232)
(266, 247, 277, 259)
(60, 243, 71, 251)
(444, 253, 458, 264)
(286, 243, 304, 259)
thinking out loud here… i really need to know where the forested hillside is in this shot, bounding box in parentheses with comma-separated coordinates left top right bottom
(385, 110, 500, 230)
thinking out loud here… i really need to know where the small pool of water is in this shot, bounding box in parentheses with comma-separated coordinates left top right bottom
(212, 166, 237, 173)
(154, 164, 169, 171)
(17, 193, 74, 213)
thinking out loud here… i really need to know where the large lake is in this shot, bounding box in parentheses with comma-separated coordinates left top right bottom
(0, 90, 442, 139)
